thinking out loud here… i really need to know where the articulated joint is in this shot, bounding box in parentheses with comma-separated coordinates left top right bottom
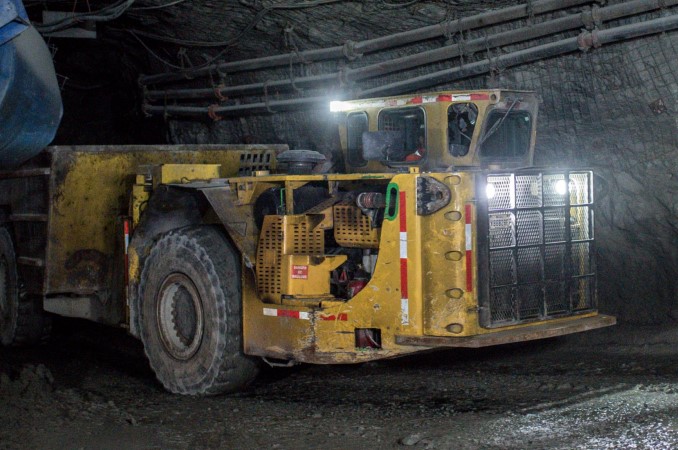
(416, 176, 451, 215)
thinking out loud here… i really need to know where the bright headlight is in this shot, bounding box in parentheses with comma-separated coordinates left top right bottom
(555, 179, 567, 195)
(329, 100, 345, 112)
(486, 183, 496, 199)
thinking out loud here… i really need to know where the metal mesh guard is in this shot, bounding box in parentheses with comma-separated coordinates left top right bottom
(256, 215, 325, 301)
(256, 216, 283, 301)
(482, 170, 595, 327)
(333, 204, 380, 248)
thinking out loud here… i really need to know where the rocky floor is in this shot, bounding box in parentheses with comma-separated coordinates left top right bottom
(1, 319, 677, 449)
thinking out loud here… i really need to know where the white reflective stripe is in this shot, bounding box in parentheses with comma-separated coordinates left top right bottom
(465, 224, 472, 251)
(452, 95, 471, 101)
(262, 308, 311, 320)
(400, 232, 408, 259)
(401, 298, 409, 325)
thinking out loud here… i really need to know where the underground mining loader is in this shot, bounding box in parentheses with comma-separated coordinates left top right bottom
(0, 89, 614, 395)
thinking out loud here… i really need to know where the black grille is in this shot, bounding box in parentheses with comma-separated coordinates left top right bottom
(477, 170, 595, 328)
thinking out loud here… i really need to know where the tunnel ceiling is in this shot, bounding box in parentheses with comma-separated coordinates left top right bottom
(24, 0, 678, 325)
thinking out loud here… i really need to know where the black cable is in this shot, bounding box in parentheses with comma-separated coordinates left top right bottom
(380, 0, 420, 8)
(35, 0, 136, 33)
(121, 0, 349, 48)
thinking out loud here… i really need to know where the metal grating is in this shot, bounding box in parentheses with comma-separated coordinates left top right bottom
(238, 151, 274, 175)
(256, 216, 284, 301)
(287, 220, 324, 255)
(489, 212, 515, 248)
(333, 204, 380, 248)
(256, 215, 325, 301)
(515, 174, 542, 208)
(479, 170, 596, 328)
(487, 174, 514, 211)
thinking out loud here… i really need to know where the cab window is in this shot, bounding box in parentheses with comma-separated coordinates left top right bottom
(448, 103, 478, 157)
(347, 112, 368, 166)
(377, 107, 426, 163)
(480, 110, 532, 159)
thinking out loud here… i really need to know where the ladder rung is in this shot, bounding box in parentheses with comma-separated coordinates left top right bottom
(0, 168, 50, 179)
(9, 214, 48, 222)
(17, 257, 45, 267)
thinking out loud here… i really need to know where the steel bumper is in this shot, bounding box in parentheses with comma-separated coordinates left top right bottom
(396, 314, 616, 348)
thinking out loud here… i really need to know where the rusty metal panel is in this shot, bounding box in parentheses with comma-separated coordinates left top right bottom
(44, 144, 285, 296)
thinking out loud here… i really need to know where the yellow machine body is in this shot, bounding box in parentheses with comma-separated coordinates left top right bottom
(1, 90, 613, 367)
(234, 171, 613, 364)
(231, 89, 614, 363)
(2, 145, 281, 324)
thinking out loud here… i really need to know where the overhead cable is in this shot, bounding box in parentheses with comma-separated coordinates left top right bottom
(35, 0, 136, 33)
(142, 13, 678, 117)
(138, 0, 595, 85)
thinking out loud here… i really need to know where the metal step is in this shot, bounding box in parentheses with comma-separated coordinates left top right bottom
(395, 314, 616, 348)
(17, 256, 45, 267)
(0, 168, 50, 179)
(9, 213, 48, 222)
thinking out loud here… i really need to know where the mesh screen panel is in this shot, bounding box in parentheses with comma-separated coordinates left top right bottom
(333, 204, 380, 248)
(489, 212, 515, 248)
(487, 175, 513, 211)
(480, 170, 595, 327)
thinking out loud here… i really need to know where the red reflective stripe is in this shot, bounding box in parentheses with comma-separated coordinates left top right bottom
(278, 309, 300, 319)
(470, 93, 490, 101)
(437, 94, 452, 102)
(399, 192, 407, 232)
(320, 313, 348, 321)
(465, 204, 472, 225)
(466, 251, 473, 292)
(400, 259, 409, 298)
(123, 218, 130, 288)
(409, 96, 423, 104)
(399, 191, 408, 299)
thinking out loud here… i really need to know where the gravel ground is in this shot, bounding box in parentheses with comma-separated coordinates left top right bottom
(1, 319, 677, 449)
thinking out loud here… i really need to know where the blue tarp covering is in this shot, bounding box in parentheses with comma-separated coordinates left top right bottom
(0, 0, 63, 168)
(0, 0, 28, 46)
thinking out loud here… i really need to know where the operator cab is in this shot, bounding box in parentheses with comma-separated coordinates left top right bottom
(333, 90, 538, 172)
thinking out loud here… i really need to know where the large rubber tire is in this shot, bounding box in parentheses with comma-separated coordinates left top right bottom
(0, 227, 51, 346)
(138, 225, 259, 395)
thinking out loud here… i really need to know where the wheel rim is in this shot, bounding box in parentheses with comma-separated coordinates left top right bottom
(156, 273, 204, 361)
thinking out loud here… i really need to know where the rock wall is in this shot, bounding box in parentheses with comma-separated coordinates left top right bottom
(526, 36, 678, 324)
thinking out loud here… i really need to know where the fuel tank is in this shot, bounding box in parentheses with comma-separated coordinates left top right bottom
(0, 0, 62, 168)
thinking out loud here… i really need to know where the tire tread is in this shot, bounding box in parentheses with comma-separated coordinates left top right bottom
(139, 225, 258, 395)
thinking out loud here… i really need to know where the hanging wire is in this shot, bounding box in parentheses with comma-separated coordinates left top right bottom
(118, 0, 353, 75)
(380, 0, 420, 8)
(128, 30, 187, 70)
(130, 0, 188, 11)
(121, 0, 349, 48)
(36, 0, 136, 33)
